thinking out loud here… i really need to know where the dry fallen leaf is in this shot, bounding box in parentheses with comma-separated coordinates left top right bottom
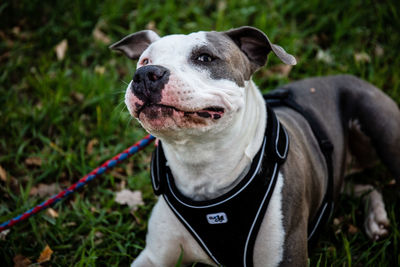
(316, 50, 333, 64)
(374, 44, 384, 57)
(70, 91, 85, 103)
(126, 162, 134, 177)
(95, 65, 106, 75)
(115, 189, 144, 211)
(263, 64, 292, 78)
(25, 156, 42, 167)
(62, 221, 77, 227)
(146, 21, 157, 31)
(110, 170, 125, 179)
(94, 231, 104, 245)
(93, 27, 111, 44)
(12, 26, 21, 36)
(37, 244, 53, 263)
(0, 229, 10, 240)
(46, 208, 59, 218)
(54, 39, 68, 61)
(354, 52, 371, 63)
(348, 224, 359, 234)
(91, 206, 98, 213)
(0, 165, 7, 182)
(30, 183, 60, 197)
(333, 218, 340, 226)
(86, 138, 99, 155)
(13, 254, 31, 267)
(118, 180, 127, 190)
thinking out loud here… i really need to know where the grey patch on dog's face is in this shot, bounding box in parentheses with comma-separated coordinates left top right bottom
(188, 32, 253, 87)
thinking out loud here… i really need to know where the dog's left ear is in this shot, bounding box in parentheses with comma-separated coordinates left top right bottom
(224, 26, 296, 71)
(109, 30, 161, 60)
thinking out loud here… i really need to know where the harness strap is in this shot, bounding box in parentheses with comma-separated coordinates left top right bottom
(264, 89, 334, 244)
(150, 89, 334, 266)
(151, 104, 289, 267)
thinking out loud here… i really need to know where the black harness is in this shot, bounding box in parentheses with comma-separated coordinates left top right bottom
(150, 89, 334, 266)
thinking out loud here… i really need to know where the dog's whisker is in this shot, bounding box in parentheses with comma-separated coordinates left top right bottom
(120, 79, 130, 86)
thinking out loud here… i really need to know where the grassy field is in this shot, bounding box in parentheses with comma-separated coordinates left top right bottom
(1, 0, 399, 266)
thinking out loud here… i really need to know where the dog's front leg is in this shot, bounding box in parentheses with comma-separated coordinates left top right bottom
(132, 198, 215, 267)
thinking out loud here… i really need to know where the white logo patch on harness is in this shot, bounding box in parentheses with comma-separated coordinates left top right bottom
(206, 212, 228, 224)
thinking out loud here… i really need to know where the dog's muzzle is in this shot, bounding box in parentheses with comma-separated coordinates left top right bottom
(131, 65, 170, 103)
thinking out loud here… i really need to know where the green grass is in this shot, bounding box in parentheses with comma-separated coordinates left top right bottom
(0, 0, 399, 265)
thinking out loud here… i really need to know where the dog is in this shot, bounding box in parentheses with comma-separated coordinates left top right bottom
(110, 26, 400, 266)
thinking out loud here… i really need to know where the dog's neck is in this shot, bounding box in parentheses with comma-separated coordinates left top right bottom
(160, 81, 266, 200)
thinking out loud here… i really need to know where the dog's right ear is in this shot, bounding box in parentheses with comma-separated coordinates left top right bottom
(109, 30, 160, 60)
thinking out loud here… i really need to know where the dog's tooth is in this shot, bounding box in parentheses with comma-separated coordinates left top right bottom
(197, 112, 211, 118)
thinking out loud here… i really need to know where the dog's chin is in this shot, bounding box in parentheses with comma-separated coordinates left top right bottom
(136, 104, 224, 133)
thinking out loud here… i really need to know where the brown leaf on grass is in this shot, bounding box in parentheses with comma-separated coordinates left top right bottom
(316, 50, 333, 64)
(86, 138, 99, 155)
(30, 183, 60, 197)
(95, 65, 106, 75)
(90, 206, 98, 213)
(374, 44, 384, 57)
(146, 21, 157, 31)
(93, 27, 111, 45)
(0, 229, 10, 240)
(118, 180, 126, 190)
(13, 254, 31, 267)
(354, 52, 371, 63)
(70, 91, 85, 103)
(12, 26, 21, 36)
(46, 208, 59, 218)
(0, 165, 7, 182)
(94, 231, 104, 245)
(54, 39, 68, 61)
(62, 221, 77, 227)
(348, 224, 359, 235)
(37, 244, 53, 263)
(110, 170, 125, 180)
(115, 189, 144, 211)
(126, 162, 134, 177)
(263, 64, 293, 78)
(25, 156, 42, 166)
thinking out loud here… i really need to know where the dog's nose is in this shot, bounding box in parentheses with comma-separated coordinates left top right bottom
(131, 65, 170, 102)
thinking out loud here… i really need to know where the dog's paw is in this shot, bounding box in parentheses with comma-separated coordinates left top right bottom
(364, 190, 390, 240)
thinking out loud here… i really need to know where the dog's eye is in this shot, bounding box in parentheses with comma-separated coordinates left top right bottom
(196, 54, 214, 63)
(141, 58, 149, 65)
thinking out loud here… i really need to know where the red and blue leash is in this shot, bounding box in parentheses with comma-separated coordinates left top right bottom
(0, 134, 155, 232)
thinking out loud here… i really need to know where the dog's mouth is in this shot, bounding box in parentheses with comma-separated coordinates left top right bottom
(136, 103, 225, 120)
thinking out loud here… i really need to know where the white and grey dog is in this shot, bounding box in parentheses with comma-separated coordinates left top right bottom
(110, 26, 400, 266)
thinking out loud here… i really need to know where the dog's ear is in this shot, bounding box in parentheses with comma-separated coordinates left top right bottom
(109, 30, 160, 60)
(224, 26, 296, 70)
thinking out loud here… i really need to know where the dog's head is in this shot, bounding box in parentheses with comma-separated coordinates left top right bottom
(111, 26, 296, 140)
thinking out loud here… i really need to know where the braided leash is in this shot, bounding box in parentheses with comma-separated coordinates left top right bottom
(0, 134, 155, 232)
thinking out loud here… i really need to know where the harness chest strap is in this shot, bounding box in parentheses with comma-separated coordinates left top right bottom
(150, 90, 334, 266)
(151, 104, 289, 267)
